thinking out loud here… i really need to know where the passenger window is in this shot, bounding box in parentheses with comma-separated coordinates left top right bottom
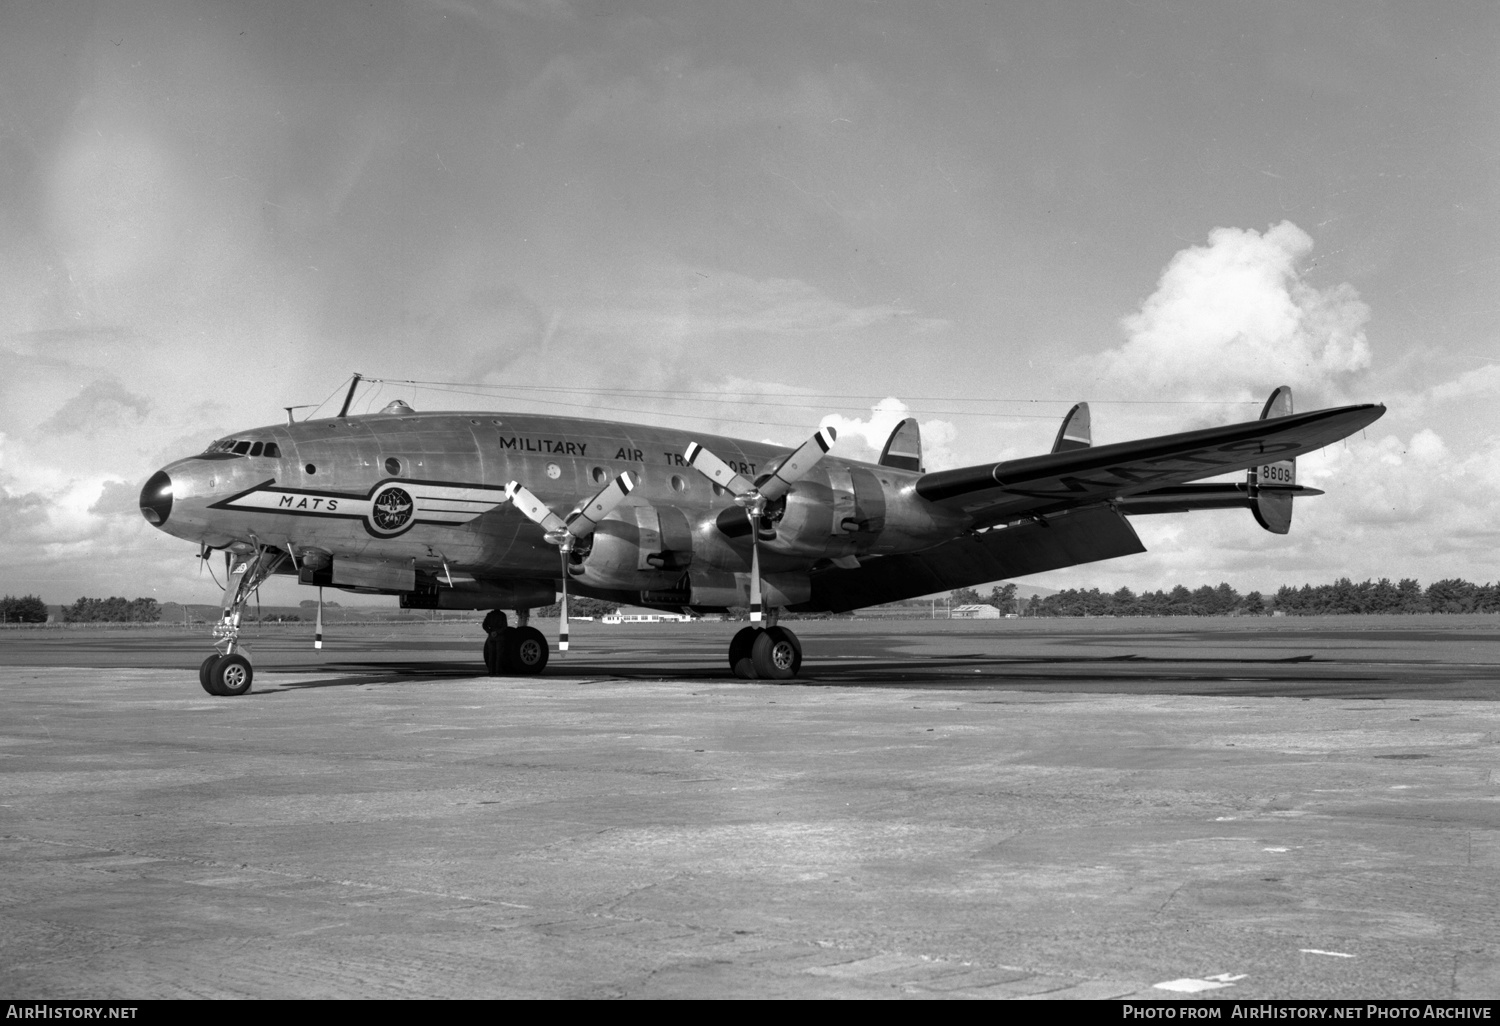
(249, 441, 264, 457)
(263, 442, 281, 458)
(232, 440, 251, 455)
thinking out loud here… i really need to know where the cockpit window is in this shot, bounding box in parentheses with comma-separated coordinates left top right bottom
(202, 438, 282, 457)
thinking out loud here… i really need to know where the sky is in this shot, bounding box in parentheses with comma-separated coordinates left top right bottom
(1, 0, 1497, 606)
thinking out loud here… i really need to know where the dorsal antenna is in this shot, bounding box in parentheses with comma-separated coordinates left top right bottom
(336, 373, 364, 418)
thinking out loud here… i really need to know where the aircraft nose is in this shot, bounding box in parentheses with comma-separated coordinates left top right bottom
(140, 470, 173, 526)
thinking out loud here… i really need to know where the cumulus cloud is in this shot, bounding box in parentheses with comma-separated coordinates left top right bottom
(38, 378, 154, 437)
(1094, 221, 1372, 413)
(88, 479, 143, 519)
(0, 485, 49, 539)
(820, 397, 959, 471)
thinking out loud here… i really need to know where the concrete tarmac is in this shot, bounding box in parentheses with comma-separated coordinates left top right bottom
(2, 617, 1499, 999)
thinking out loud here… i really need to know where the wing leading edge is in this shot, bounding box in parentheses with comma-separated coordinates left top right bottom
(915, 403, 1384, 527)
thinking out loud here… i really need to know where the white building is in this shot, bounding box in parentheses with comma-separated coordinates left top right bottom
(950, 604, 1001, 619)
(601, 606, 695, 624)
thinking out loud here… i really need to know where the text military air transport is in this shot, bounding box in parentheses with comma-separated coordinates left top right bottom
(139, 376, 1384, 696)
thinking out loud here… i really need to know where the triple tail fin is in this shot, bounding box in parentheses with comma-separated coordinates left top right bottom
(1248, 386, 1295, 534)
(878, 418, 924, 473)
(1051, 403, 1091, 453)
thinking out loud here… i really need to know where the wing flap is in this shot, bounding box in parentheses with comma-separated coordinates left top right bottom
(916, 403, 1382, 525)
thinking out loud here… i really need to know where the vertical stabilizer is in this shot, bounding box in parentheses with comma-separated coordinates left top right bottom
(1249, 385, 1295, 534)
(878, 418, 924, 472)
(1051, 402, 1091, 453)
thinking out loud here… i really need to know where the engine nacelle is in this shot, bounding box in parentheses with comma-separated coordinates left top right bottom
(571, 504, 696, 589)
(756, 463, 890, 557)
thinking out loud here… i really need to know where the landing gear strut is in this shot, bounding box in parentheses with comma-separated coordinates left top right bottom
(482, 608, 549, 676)
(727, 611, 802, 680)
(200, 546, 286, 696)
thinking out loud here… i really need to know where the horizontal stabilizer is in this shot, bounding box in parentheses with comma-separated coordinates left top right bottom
(1116, 483, 1323, 516)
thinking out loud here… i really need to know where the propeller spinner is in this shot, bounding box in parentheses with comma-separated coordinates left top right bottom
(506, 471, 635, 651)
(684, 426, 837, 621)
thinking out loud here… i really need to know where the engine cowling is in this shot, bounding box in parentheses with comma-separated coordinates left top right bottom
(571, 504, 696, 589)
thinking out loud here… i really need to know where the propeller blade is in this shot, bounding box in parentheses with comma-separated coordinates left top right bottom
(757, 426, 837, 502)
(558, 551, 570, 653)
(684, 442, 755, 496)
(748, 514, 763, 623)
(565, 471, 636, 538)
(508, 471, 634, 657)
(314, 586, 323, 651)
(505, 482, 569, 535)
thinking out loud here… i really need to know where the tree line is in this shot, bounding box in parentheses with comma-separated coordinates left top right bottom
(61, 597, 163, 623)
(953, 578, 1500, 617)
(0, 594, 48, 623)
(19, 578, 1500, 623)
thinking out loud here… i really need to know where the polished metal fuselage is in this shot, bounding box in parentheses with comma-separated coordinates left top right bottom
(149, 410, 965, 594)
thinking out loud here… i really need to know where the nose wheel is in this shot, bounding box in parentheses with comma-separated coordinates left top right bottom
(195, 545, 286, 697)
(728, 625, 802, 680)
(199, 653, 254, 696)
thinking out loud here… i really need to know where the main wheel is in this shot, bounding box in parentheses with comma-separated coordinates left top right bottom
(207, 653, 253, 696)
(729, 626, 761, 679)
(505, 625, 549, 675)
(198, 654, 221, 695)
(751, 626, 801, 680)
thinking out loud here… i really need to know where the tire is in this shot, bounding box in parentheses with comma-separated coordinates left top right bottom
(208, 653, 253, 696)
(751, 626, 801, 680)
(199, 654, 222, 695)
(505, 625, 549, 675)
(729, 626, 761, 679)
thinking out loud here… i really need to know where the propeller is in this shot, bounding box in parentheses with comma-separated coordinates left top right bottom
(506, 471, 636, 652)
(684, 426, 837, 622)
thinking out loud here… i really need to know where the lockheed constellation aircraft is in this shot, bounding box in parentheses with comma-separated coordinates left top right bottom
(139, 378, 1383, 695)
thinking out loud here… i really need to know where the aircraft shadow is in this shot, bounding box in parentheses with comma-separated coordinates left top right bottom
(243, 658, 1417, 701)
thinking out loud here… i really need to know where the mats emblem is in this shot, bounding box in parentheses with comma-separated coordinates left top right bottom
(371, 486, 414, 533)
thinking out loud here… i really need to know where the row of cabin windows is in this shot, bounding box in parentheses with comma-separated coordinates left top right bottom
(204, 439, 282, 458)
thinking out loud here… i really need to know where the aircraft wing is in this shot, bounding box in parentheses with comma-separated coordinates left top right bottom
(915, 403, 1384, 528)
(791, 505, 1145, 613)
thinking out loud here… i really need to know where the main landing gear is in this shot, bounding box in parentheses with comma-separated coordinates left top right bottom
(482, 609, 549, 677)
(727, 616, 803, 680)
(199, 546, 287, 697)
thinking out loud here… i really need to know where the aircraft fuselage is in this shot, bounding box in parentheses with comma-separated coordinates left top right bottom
(144, 409, 965, 610)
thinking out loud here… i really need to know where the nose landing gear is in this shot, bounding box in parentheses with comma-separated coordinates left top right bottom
(198, 546, 287, 696)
